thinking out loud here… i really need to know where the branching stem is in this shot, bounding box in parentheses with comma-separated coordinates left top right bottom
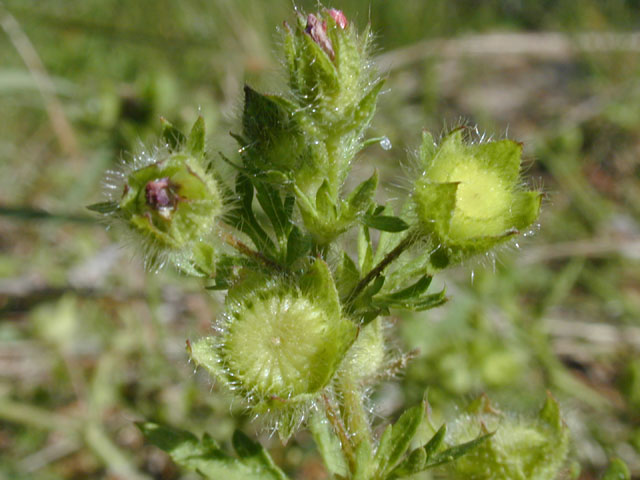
(221, 232, 284, 272)
(347, 234, 414, 304)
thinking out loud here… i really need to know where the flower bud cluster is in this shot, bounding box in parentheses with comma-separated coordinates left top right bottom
(240, 8, 383, 202)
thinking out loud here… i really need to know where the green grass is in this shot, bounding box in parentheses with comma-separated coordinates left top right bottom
(1, 1, 639, 478)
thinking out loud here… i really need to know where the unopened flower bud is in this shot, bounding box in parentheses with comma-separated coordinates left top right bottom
(327, 9, 348, 29)
(305, 13, 334, 59)
(92, 117, 222, 274)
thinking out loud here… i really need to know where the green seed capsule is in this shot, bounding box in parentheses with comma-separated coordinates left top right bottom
(412, 128, 541, 265)
(448, 395, 569, 480)
(191, 260, 357, 440)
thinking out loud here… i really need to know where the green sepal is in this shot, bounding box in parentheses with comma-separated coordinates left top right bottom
(160, 117, 186, 152)
(316, 180, 336, 220)
(472, 138, 522, 184)
(300, 258, 341, 320)
(374, 402, 425, 477)
(137, 423, 289, 480)
(419, 130, 436, 165)
(352, 78, 385, 130)
(342, 170, 378, 221)
(87, 201, 119, 215)
(423, 424, 447, 460)
(300, 31, 339, 94)
(187, 115, 206, 158)
(309, 408, 349, 477)
(188, 337, 227, 385)
(602, 458, 631, 480)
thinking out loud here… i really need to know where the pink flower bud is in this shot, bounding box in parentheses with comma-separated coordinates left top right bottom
(327, 8, 348, 29)
(145, 177, 176, 210)
(305, 13, 335, 59)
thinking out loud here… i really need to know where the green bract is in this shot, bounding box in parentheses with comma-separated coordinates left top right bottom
(448, 395, 569, 480)
(413, 128, 541, 265)
(190, 260, 357, 440)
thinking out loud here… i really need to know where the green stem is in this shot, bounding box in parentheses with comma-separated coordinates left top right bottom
(336, 373, 372, 471)
(347, 234, 415, 304)
(322, 393, 356, 472)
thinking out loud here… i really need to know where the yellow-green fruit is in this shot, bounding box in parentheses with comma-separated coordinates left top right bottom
(413, 128, 541, 266)
(190, 260, 357, 440)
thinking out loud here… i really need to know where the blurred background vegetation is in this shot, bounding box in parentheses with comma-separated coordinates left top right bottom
(1, 0, 640, 478)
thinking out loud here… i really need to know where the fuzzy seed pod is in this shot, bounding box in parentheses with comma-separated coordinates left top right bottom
(190, 260, 357, 441)
(412, 128, 541, 266)
(92, 118, 222, 275)
(448, 395, 569, 480)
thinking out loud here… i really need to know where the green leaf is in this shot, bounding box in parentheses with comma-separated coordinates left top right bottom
(385, 275, 433, 301)
(286, 226, 312, 266)
(362, 214, 409, 232)
(187, 115, 206, 157)
(375, 403, 425, 476)
(423, 425, 447, 460)
(602, 458, 631, 480)
(227, 173, 276, 256)
(160, 117, 186, 151)
(373, 287, 447, 312)
(138, 423, 289, 480)
(309, 409, 349, 477)
(254, 180, 291, 242)
(241, 85, 301, 173)
(387, 448, 427, 479)
(336, 252, 361, 300)
(425, 433, 493, 469)
(358, 225, 373, 273)
(87, 201, 119, 215)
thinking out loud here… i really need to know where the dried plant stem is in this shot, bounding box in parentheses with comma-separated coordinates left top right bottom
(0, 4, 80, 159)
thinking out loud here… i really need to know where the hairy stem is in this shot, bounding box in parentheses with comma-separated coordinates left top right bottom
(336, 373, 372, 468)
(322, 393, 356, 472)
(220, 232, 284, 272)
(347, 234, 415, 304)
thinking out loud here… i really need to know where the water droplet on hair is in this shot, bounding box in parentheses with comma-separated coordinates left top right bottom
(379, 136, 392, 150)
